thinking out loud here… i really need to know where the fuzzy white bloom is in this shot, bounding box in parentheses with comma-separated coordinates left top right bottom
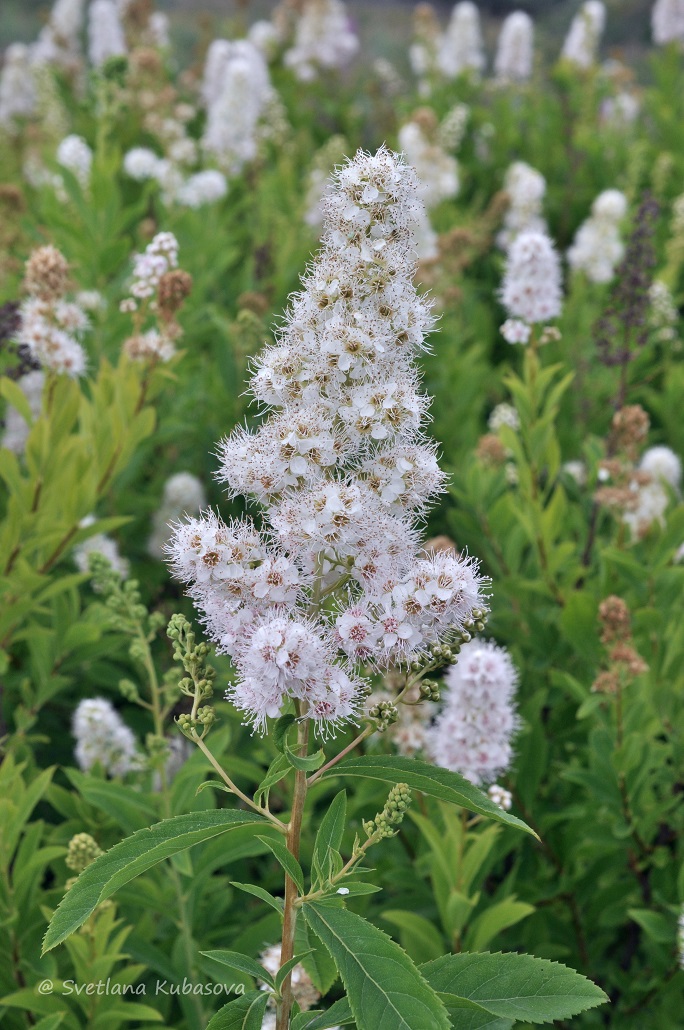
(147, 11, 170, 48)
(1, 370, 45, 454)
(56, 135, 92, 189)
(494, 12, 534, 83)
(413, 206, 439, 261)
(567, 189, 627, 283)
(500, 230, 563, 326)
(397, 120, 459, 209)
(561, 1, 606, 69)
(148, 472, 207, 559)
(123, 147, 162, 181)
(487, 783, 512, 810)
(30, 0, 85, 69)
(0, 44, 37, 127)
(488, 402, 520, 432)
(76, 289, 106, 312)
(175, 170, 228, 208)
(73, 698, 140, 776)
(622, 481, 669, 539)
(18, 264, 89, 378)
(128, 231, 178, 300)
(427, 640, 519, 785)
(202, 41, 273, 176)
(88, 0, 127, 67)
(51, 0, 86, 44)
(304, 135, 348, 228)
(167, 147, 488, 735)
(497, 161, 547, 250)
(639, 446, 682, 491)
(500, 318, 531, 345)
(438, 103, 469, 152)
(248, 20, 281, 59)
(652, 0, 684, 45)
(284, 0, 358, 81)
(438, 2, 485, 79)
(649, 280, 679, 342)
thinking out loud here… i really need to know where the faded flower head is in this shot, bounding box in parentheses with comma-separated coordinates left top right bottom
(18, 245, 88, 376)
(427, 639, 519, 786)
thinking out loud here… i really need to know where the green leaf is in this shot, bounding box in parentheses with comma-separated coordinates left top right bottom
(254, 753, 291, 807)
(230, 881, 284, 916)
(381, 910, 444, 963)
(304, 902, 450, 1030)
(275, 951, 314, 990)
(274, 714, 297, 753)
(312, 790, 346, 887)
(465, 899, 535, 952)
(42, 810, 266, 952)
(421, 952, 608, 1024)
(292, 997, 355, 1029)
(33, 1017, 66, 1030)
(323, 756, 536, 837)
(200, 950, 271, 987)
(205, 990, 270, 1030)
(437, 994, 513, 1030)
(627, 908, 676, 944)
(285, 746, 326, 772)
(296, 920, 339, 996)
(257, 835, 305, 893)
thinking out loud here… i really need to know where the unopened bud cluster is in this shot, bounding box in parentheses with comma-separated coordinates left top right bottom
(65, 833, 104, 874)
(364, 783, 412, 839)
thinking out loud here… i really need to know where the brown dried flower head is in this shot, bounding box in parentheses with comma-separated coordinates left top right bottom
(129, 46, 164, 78)
(411, 106, 439, 137)
(0, 184, 25, 212)
(598, 595, 631, 643)
(24, 245, 70, 301)
(476, 433, 508, 467)
(591, 669, 620, 695)
(611, 404, 649, 460)
(609, 641, 648, 678)
(157, 269, 193, 317)
(421, 535, 457, 556)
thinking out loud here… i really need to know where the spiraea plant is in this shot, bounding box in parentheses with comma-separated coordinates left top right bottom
(42, 148, 607, 1030)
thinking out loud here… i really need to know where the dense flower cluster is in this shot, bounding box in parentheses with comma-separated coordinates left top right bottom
(72, 698, 139, 777)
(494, 11, 534, 84)
(284, 0, 359, 81)
(56, 134, 93, 190)
(567, 189, 627, 283)
(500, 230, 563, 332)
(88, 0, 127, 68)
(17, 245, 88, 376)
(426, 640, 519, 785)
(397, 114, 460, 209)
(167, 147, 488, 734)
(0, 44, 37, 128)
(148, 472, 207, 559)
(74, 514, 130, 580)
(560, 1, 606, 68)
(201, 39, 274, 175)
(497, 161, 547, 251)
(438, 2, 485, 79)
(123, 144, 228, 208)
(120, 232, 191, 363)
(652, 0, 684, 45)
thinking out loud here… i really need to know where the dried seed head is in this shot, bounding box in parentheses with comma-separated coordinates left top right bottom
(611, 404, 649, 458)
(598, 595, 631, 643)
(476, 433, 508, 466)
(24, 245, 70, 300)
(157, 269, 193, 316)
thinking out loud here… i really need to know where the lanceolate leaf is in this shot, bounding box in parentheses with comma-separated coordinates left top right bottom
(303, 903, 450, 1030)
(322, 756, 537, 837)
(42, 811, 267, 952)
(257, 835, 305, 893)
(200, 950, 272, 988)
(312, 790, 346, 887)
(204, 991, 270, 1030)
(421, 952, 608, 1024)
(291, 997, 355, 1029)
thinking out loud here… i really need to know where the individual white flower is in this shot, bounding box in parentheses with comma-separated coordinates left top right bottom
(488, 403, 520, 432)
(427, 639, 520, 785)
(561, 1, 606, 69)
(497, 161, 547, 250)
(0, 44, 37, 127)
(284, 0, 358, 81)
(500, 318, 531, 345)
(1, 370, 45, 454)
(88, 0, 127, 67)
(652, 0, 684, 45)
(438, 2, 485, 79)
(622, 480, 669, 539)
(567, 189, 627, 283)
(639, 445, 682, 491)
(494, 11, 534, 83)
(56, 135, 92, 190)
(175, 169, 228, 208)
(73, 697, 140, 776)
(500, 230, 563, 325)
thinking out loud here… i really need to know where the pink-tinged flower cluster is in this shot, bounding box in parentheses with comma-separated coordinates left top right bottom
(166, 147, 488, 735)
(427, 639, 520, 785)
(500, 229, 563, 330)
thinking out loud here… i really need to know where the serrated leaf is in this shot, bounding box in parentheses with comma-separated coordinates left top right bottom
(275, 951, 314, 990)
(421, 952, 608, 1024)
(42, 811, 266, 952)
(304, 902, 450, 1030)
(230, 881, 284, 916)
(257, 835, 305, 893)
(292, 997, 355, 1029)
(205, 990, 270, 1030)
(322, 756, 536, 837)
(437, 994, 513, 1030)
(200, 950, 271, 987)
(295, 920, 338, 996)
